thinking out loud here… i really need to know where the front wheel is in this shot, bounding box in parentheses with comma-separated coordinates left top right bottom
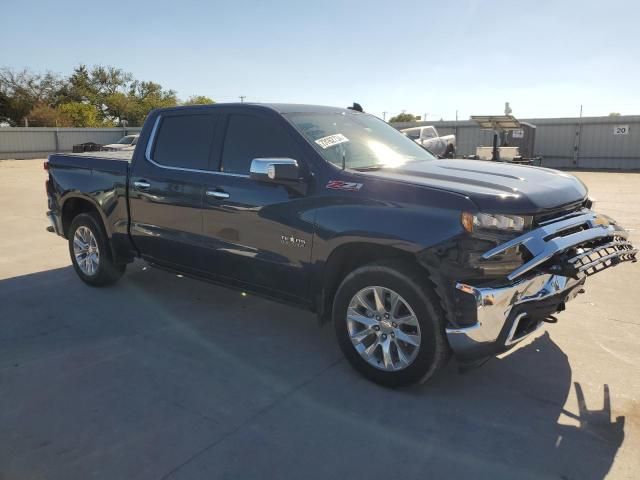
(333, 261, 450, 387)
(68, 212, 125, 287)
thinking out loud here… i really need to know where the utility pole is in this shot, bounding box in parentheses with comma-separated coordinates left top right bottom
(382, 111, 388, 121)
(455, 109, 458, 141)
(573, 104, 583, 167)
(239, 96, 246, 103)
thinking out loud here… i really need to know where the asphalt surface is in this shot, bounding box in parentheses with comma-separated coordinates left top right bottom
(1, 159, 639, 480)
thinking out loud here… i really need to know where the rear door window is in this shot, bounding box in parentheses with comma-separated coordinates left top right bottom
(152, 114, 216, 170)
(221, 114, 297, 174)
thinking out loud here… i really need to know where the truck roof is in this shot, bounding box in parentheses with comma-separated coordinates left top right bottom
(153, 103, 358, 116)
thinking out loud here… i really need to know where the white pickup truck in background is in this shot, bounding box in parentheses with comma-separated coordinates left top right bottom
(401, 126, 456, 157)
(100, 134, 139, 152)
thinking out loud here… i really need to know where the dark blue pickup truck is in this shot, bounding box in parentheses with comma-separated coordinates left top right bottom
(45, 104, 637, 386)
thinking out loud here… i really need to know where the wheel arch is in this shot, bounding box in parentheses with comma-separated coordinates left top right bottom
(61, 194, 111, 239)
(316, 241, 438, 324)
(61, 195, 124, 264)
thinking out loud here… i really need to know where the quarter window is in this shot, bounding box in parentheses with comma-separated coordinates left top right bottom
(152, 114, 216, 170)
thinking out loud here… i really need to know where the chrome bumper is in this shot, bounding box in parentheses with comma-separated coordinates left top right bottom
(446, 208, 636, 360)
(446, 273, 585, 359)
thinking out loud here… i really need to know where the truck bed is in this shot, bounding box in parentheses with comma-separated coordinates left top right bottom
(61, 150, 133, 161)
(48, 151, 131, 175)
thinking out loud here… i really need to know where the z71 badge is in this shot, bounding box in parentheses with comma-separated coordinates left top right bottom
(326, 180, 363, 191)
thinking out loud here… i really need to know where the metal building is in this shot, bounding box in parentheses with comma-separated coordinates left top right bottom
(393, 115, 640, 170)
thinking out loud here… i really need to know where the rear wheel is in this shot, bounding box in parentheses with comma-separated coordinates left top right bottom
(333, 261, 450, 387)
(68, 212, 125, 286)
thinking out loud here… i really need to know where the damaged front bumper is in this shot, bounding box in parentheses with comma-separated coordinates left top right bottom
(446, 273, 585, 360)
(446, 209, 637, 361)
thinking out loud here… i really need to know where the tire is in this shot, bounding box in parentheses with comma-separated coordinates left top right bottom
(333, 260, 450, 387)
(68, 212, 125, 287)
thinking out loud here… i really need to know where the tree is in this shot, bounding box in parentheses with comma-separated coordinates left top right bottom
(1, 65, 182, 127)
(0, 89, 33, 126)
(183, 95, 215, 105)
(60, 65, 179, 126)
(26, 103, 71, 127)
(124, 80, 178, 125)
(608, 112, 621, 117)
(103, 91, 134, 125)
(388, 112, 418, 123)
(0, 67, 65, 126)
(57, 102, 101, 127)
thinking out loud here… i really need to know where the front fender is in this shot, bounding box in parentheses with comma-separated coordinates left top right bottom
(308, 192, 474, 311)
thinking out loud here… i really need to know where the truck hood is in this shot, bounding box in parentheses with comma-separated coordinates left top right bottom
(360, 159, 587, 213)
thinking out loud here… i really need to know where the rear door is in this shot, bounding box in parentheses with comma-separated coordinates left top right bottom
(201, 109, 314, 301)
(128, 110, 219, 270)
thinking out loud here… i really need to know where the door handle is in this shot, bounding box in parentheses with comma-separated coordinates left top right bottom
(134, 180, 151, 190)
(206, 190, 230, 200)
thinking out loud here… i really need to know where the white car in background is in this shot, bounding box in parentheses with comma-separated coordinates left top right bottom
(101, 134, 139, 152)
(401, 126, 455, 157)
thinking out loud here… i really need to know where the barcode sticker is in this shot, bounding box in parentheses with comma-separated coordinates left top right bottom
(315, 134, 349, 149)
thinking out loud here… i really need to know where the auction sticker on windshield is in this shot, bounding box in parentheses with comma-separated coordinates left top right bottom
(315, 134, 349, 149)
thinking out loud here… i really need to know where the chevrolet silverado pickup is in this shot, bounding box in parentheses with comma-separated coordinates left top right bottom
(45, 104, 637, 386)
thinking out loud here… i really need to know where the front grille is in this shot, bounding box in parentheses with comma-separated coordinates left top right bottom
(534, 201, 587, 226)
(566, 235, 637, 276)
(483, 210, 637, 281)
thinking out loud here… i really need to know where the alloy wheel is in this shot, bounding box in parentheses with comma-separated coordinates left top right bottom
(73, 226, 100, 276)
(346, 286, 421, 371)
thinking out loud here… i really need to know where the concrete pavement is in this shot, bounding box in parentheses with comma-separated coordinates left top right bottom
(1, 159, 638, 479)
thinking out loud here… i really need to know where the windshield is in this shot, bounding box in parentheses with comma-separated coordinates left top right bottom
(285, 112, 436, 170)
(117, 135, 136, 145)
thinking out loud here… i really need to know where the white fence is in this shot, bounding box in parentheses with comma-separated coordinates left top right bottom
(0, 127, 142, 160)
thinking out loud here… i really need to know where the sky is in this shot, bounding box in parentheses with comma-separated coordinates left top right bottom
(3, 0, 639, 121)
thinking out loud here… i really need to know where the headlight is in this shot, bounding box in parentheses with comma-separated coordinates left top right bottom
(585, 197, 596, 210)
(461, 212, 531, 233)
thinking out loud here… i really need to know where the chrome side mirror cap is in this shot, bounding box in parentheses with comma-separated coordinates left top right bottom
(250, 158, 300, 183)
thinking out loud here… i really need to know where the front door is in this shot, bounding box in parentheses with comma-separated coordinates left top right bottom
(201, 111, 314, 301)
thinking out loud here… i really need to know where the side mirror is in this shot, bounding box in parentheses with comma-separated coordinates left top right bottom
(250, 158, 300, 183)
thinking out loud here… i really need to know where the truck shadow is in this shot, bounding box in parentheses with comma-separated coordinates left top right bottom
(0, 264, 627, 480)
(411, 334, 626, 479)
